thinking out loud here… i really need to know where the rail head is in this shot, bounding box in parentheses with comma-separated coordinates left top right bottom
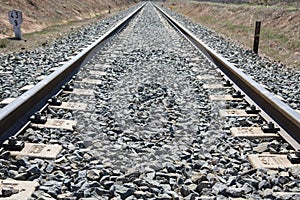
(0, 3, 146, 144)
(154, 3, 300, 151)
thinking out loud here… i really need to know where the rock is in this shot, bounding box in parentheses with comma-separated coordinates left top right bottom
(48, 187, 59, 198)
(180, 185, 191, 197)
(83, 153, 93, 161)
(87, 169, 101, 181)
(103, 181, 115, 190)
(183, 193, 195, 200)
(242, 183, 253, 194)
(43, 180, 63, 187)
(226, 186, 244, 197)
(1, 187, 19, 197)
(165, 163, 177, 173)
(57, 192, 75, 200)
(27, 165, 42, 175)
(134, 190, 153, 199)
(0, 151, 10, 159)
(155, 172, 173, 179)
(157, 193, 172, 200)
(94, 188, 111, 196)
(261, 188, 275, 198)
(78, 170, 87, 178)
(89, 181, 101, 188)
(16, 157, 30, 168)
(191, 173, 207, 184)
(45, 162, 55, 173)
(226, 176, 236, 186)
(167, 191, 179, 200)
(100, 175, 110, 184)
(39, 186, 50, 192)
(177, 176, 184, 185)
(52, 170, 65, 181)
(8, 170, 18, 177)
(115, 185, 135, 199)
(161, 184, 172, 192)
(253, 142, 269, 153)
(212, 182, 227, 195)
(150, 187, 161, 195)
(14, 172, 29, 180)
(125, 170, 140, 182)
(195, 181, 211, 193)
(258, 179, 271, 190)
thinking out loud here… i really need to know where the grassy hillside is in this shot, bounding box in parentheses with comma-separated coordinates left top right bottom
(0, 0, 137, 39)
(0, 0, 137, 53)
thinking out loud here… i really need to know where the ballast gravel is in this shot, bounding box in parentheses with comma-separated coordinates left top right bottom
(0, 2, 299, 200)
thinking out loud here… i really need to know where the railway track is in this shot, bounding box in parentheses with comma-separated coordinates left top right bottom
(0, 2, 299, 199)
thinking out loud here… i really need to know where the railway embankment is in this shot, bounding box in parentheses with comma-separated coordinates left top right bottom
(164, 0, 299, 68)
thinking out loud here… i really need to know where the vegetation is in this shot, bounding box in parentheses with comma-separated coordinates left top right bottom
(164, 0, 300, 68)
(0, 39, 7, 49)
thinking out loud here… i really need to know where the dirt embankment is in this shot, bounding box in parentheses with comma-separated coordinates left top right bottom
(0, 0, 137, 39)
(164, 0, 299, 68)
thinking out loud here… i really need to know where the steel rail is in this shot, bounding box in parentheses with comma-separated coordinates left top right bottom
(0, 3, 145, 144)
(154, 4, 300, 151)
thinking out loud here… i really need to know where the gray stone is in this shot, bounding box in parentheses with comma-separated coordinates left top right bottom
(103, 181, 115, 190)
(242, 182, 253, 194)
(261, 188, 275, 198)
(253, 142, 269, 153)
(125, 171, 140, 182)
(57, 192, 75, 200)
(195, 181, 211, 193)
(115, 185, 135, 199)
(212, 182, 227, 195)
(94, 188, 110, 196)
(226, 186, 244, 197)
(39, 186, 50, 192)
(89, 181, 101, 188)
(157, 193, 172, 200)
(14, 172, 29, 180)
(8, 170, 18, 177)
(161, 184, 172, 192)
(258, 179, 271, 190)
(134, 190, 153, 199)
(191, 173, 207, 184)
(1, 187, 19, 197)
(45, 162, 55, 173)
(78, 170, 87, 178)
(165, 163, 177, 173)
(180, 185, 191, 197)
(87, 169, 101, 181)
(27, 165, 42, 174)
(226, 176, 236, 186)
(183, 193, 195, 200)
(52, 170, 65, 181)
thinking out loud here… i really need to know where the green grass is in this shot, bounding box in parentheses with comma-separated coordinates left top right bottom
(0, 39, 8, 48)
(198, 15, 252, 34)
(262, 28, 300, 52)
(225, 22, 252, 33)
(262, 29, 289, 44)
(198, 15, 218, 24)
